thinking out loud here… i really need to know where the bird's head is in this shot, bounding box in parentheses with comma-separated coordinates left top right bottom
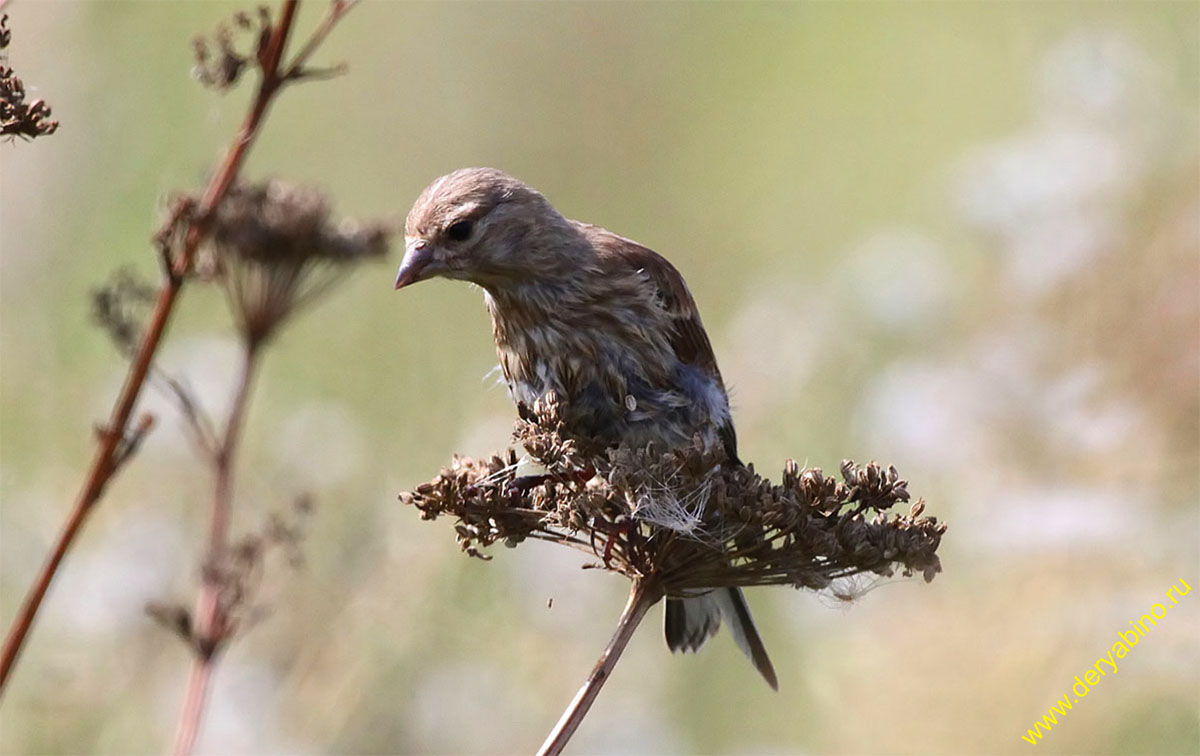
(395, 167, 575, 290)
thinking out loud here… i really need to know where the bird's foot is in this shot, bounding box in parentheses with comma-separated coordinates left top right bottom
(505, 464, 597, 498)
(505, 474, 550, 497)
(596, 517, 633, 566)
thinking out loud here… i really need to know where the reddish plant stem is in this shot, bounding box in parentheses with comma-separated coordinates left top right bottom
(283, 0, 357, 77)
(171, 659, 215, 756)
(537, 580, 662, 756)
(171, 343, 260, 756)
(0, 0, 301, 697)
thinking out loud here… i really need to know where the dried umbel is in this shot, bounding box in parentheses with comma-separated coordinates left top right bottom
(191, 4, 350, 92)
(191, 7, 271, 91)
(202, 179, 391, 347)
(147, 494, 313, 656)
(401, 394, 945, 598)
(1, 15, 59, 140)
(91, 268, 158, 355)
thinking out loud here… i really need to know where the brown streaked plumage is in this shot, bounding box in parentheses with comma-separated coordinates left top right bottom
(397, 167, 777, 690)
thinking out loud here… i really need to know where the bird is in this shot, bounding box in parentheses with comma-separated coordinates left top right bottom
(395, 167, 777, 690)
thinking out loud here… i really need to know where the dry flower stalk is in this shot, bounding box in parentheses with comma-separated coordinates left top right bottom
(0, 0, 363, 742)
(401, 393, 946, 754)
(168, 179, 387, 756)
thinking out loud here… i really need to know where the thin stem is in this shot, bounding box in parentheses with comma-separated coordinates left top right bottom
(537, 580, 662, 756)
(211, 342, 258, 555)
(282, 0, 358, 78)
(171, 343, 260, 756)
(171, 661, 214, 756)
(0, 0, 358, 696)
(152, 371, 219, 461)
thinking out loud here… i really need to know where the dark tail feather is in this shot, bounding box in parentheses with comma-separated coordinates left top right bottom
(664, 588, 778, 690)
(718, 587, 778, 690)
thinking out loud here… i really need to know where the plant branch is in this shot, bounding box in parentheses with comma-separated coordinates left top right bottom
(536, 580, 662, 756)
(0, 0, 358, 697)
(171, 342, 260, 756)
(151, 371, 219, 461)
(282, 0, 357, 79)
(171, 659, 215, 756)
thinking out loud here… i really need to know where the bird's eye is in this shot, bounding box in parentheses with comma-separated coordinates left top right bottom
(446, 220, 473, 242)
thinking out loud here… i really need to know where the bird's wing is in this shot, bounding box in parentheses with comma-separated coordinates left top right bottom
(585, 225, 741, 462)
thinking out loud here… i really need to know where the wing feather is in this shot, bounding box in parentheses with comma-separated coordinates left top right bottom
(582, 224, 741, 462)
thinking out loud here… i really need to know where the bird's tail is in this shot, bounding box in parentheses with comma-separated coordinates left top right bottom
(664, 587, 778, 690)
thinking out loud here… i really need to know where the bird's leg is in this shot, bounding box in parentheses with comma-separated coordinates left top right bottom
(596, 515, 633, 566)
(571, 463, 597, 485)
(506, 473, 550, 497)
(506, 463, 596, 498)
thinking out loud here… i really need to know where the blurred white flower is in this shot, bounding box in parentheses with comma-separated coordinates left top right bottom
(1005, 207, 1120, 295)
(99, 335, 244, 459)
(855, 328, 1152, 474)
(956, 126, 1127, 233)
(948, 30, 1181, 297)
(1039, 364, 1147, 456)
(853, 359, 993, 467)
(840, 229, 952, 332)
(962, 485, 1145, 552)
(1035, 30, 1168, 137)
(49, 510, 182, 635)
(954, 124, 1129, 295)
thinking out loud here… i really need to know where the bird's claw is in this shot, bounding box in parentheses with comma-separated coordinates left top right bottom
(505, 465, 596, 498)
(596, 517, 633, 566)
(505, 474, 549, 497)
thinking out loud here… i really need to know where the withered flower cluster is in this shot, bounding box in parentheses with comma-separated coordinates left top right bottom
(191, 7, 272, 91)
(401, 395, 945, 598)
(203, 179, 391, 347)
(191, 4, 348, 92)
(90, 268, 158, 356)
(147, 495, 313, 655)
(1, 15, 59, 140)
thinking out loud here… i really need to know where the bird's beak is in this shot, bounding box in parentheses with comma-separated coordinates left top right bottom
(394, 239, 435, 290)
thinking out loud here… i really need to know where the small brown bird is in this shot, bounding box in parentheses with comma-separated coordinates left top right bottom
(396, 167, 777, 689)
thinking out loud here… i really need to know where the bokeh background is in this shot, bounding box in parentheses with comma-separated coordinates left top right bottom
(2, 2, 1198, 754)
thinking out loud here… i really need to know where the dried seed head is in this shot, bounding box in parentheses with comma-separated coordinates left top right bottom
(148, 500, 315, 653)
(1, 15, 59, 140)
(91, 268, 158, 355)
(191, 8, 272, 90)
(399, 398, 946, 600)
(205, 179, 392, 347)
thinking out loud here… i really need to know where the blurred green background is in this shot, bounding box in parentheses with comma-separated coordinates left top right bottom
(2, 2, 1198, 754)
